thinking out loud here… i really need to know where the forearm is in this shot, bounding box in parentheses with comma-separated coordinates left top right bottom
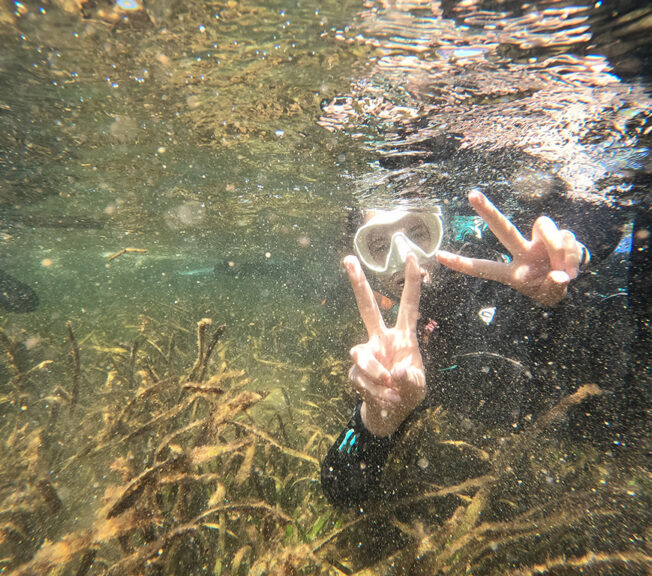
(321, 404, 398, 508)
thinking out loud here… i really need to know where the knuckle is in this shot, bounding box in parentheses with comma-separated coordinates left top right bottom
(349, 344, 363, 358)
(534, 216, 555, 232)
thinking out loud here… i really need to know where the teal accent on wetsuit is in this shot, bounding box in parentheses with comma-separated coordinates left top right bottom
(450, 215, 489, 243)
(338, 429, 358, 453)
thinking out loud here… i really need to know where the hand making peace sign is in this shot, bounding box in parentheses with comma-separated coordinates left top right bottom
(344, 253, 426, 437)
(437, 191, 588, 306)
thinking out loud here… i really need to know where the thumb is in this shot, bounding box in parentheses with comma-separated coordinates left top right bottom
(391, 358, 426, 396)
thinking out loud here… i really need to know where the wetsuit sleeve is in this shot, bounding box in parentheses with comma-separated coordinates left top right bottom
(321, 404, 398, 508)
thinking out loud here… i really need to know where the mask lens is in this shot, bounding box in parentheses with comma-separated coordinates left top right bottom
(364, 228, 393, 267)
(401, 214, 434, 252)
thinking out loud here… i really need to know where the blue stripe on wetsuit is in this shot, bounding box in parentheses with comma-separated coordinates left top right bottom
(338, 429, 358, 454)
(321, 404, 406, 508)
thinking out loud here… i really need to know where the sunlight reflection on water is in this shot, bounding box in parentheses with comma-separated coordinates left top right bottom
(319, 0, 650, 207)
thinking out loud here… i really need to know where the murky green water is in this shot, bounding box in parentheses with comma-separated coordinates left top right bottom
(1, 1, 650, 575)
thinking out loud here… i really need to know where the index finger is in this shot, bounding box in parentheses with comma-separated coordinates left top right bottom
(396, 253, 422, 332)
(437, 251, 512, 285)
(343, 255, 386, 337)
(468, 190, 530, 256)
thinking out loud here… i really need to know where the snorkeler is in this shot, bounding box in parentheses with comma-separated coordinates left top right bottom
(321, 189, 626, 508)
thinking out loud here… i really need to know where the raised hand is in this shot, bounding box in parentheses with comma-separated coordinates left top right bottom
(437, 191, 587, 306)
(344, 253, 426, 437)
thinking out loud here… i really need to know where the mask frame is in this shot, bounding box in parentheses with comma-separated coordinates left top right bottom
(353, 209, 444, 275)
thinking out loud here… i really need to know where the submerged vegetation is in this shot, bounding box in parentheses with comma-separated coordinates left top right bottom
(0, 311, 649, 575)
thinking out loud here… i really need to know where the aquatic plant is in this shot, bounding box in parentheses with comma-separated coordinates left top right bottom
(1, 312, 649, 575)
(0, 315, 340, 576)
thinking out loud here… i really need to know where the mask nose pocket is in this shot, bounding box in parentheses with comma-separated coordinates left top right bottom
(392, 233, 411, 259)
(384, 233, 412, 273)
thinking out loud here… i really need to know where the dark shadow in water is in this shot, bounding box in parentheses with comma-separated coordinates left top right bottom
(0, 269, 39, 312)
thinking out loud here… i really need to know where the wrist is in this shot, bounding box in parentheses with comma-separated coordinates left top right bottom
(360, 402, 409, 437)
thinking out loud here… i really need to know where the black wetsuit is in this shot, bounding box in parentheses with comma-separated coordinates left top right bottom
(322, 196, 633, 508)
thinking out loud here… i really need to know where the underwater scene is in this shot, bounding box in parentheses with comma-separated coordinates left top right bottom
(0, 0, 650, 574)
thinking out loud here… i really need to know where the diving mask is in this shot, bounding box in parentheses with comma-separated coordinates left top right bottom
(353, 209, 444, 276)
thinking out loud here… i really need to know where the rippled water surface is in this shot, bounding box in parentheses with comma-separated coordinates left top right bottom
(0, 1, 650, 575)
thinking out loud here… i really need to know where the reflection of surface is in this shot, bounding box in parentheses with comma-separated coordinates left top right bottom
(319, 0, 651, 204)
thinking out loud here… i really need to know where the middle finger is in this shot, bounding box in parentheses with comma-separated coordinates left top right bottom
(396, 253, 422, 332)
(532, 217, 565, 272)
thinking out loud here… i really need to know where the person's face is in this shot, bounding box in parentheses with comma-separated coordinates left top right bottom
(361, 210, 440, 297)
